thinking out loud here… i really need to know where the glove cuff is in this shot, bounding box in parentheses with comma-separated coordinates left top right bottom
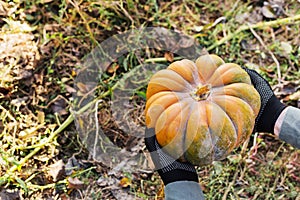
(256, 95, 286, 133)
(158, 168, 199, 185)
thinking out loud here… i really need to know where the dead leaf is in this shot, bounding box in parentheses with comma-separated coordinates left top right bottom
(48, 160, 65, 182)
(0, 86, 11, 97)
(144, 5, 150, 11)
(287, 91, 300, 101)
(262, 5, 277, 19)
(97, 176, 118, 187)
(71, 69, 77, 77)
(48, 95, 68, 115)
(0, 189, 20, 200)
(37, 111, 45, 124)
(34, 73, 43, 84)
(67, 177, 85, 189)
(65, 84, 77, 94)
(59, 194, 71, 200)
(11, 97, 28, 108)
(119, 177, 131, 188)
(0, 1, 8, 16)
(107, 63, 119, 74)
(19, 124, 44, 139)
(65, 156, 80, 176)
(111, 189, 137, 200)
(280, 41, 293, 54)
(2, 19, 36, 32)
(76, 82, 96, 94)
(156, 185, 165, 199)
(164, 52, 174, 62)
(193, 25, 204, 32)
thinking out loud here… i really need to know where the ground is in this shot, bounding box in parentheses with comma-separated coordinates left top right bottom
(0, 0, 299, 199)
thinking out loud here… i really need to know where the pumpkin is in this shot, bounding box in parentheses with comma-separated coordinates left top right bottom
(145, 54, 261, 166)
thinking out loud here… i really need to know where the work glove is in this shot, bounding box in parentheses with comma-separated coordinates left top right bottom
(243, 68, 286, 133)
(144, 128, 198, 185)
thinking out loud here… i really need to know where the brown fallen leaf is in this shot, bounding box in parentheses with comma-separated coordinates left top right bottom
(65, 84, 77, 94)
(67, 177, 85, 189)
(48, 160, 65, 182)
(262, 5, 277, 19)
(288, 91, 300, 101)
(119, 177, 131, 188)
(164, 51, 174, 62)
(37, 110, 45, 124)
(156, 185, 165, 199)
(47, 95, 68, 116)
(107, 63, 119, 74)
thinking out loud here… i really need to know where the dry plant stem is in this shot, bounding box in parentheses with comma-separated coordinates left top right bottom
(144, 56, 182, 63)
(265, 171, 280, 199)
(252, 189, 262, 200)
(222, 165, 240, 200)
(249, 26, 282, 86)
(93, 99, 102, 159)
(27, 180, 67, 190)
(207, 14, 300, 51)
(68, 0, 98, 45)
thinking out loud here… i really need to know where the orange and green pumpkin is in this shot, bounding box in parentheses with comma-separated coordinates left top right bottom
(145, 54, 261, 166)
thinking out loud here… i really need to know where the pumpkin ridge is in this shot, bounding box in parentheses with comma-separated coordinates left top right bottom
(185, 101, 213, 165)
(210, 101, 238, 143)
(155, 102, 183, 145)
(147, 93, 192, 126)
(212, 95, 255, 145)
(145, 92, 180, 128)
(156, 99, 193, 160)
(195, 54, 225, 82)
(146, 78, 189, 98)
(168, 59, 201, 85)
(207, 64, 251, 87)
(157, 69, 194, 89)
(206, 101, 237, 159)
(181, 101, 197, 162)
(211, 83, 261, 116)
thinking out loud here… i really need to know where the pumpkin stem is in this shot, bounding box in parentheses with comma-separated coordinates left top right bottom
(191, 84, 211, 101)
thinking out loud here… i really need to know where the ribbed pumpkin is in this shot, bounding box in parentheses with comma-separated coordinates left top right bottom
(145, 54, 261, 166)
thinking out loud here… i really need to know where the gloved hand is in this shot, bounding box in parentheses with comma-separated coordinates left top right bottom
(243, 67, 286, 133)
(144, 128, 198, 185)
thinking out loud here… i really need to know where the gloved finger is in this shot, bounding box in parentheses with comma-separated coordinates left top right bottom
(144, 127, 158, 153)
(145, 127, 155, 138)
(242, 67, 273, 91)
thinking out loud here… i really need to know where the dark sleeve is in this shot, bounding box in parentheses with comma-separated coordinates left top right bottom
(165, 181, 205, 200)
(278, 106, 300, 149)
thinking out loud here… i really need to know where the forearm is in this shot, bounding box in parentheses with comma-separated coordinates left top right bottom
(274, 106, 300, 149)
(165, 181, 205, 200)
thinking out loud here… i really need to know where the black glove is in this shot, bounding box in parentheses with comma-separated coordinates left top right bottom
(144, 128, 198, 185)
(243, 68, 286, 133)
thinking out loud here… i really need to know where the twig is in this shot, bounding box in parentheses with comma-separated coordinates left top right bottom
(26, 179, 67, 190)
(249, 25, 282, 86)
(144, 56, 182, 63)
(222, 165, 240, 200)
(249, 132, 259, 157)
(207, 14, 300, 51)
(93, 99, 103, 159)
(265, 171, 280, 199)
